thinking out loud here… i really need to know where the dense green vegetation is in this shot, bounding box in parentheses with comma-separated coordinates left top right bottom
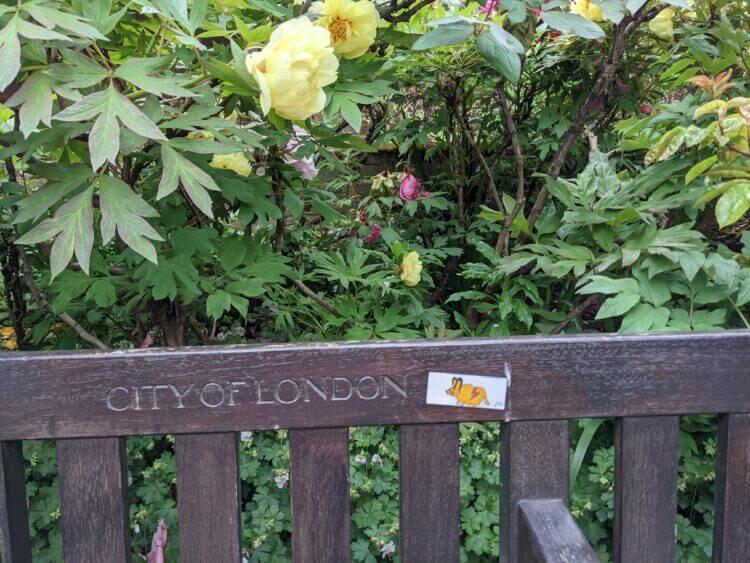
(1, 0, 748, 560)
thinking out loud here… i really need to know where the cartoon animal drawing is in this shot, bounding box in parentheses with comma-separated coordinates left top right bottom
(445, 377, 489, 407)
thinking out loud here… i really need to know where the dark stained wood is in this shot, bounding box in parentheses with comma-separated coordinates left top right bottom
(713, 413, 750, 562)
(614, 416, 678, 563)
(1, 332, 749, 440)
(175, 433, 242, 563)
(56, 438, 129, 563)
(517, 499, 599, 562)
(399, 423, 460, 563)
(0, 442, 31, 563)
(500, 421, 569, 563)
(289, 428, 350, 563)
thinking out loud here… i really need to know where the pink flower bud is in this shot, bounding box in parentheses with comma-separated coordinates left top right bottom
(482, 0, 500, 14)
(146, 520, 168, 563)
(139, 334, 154, 349)
(399, 173, 430, 202)
(366, 224, 381, 245)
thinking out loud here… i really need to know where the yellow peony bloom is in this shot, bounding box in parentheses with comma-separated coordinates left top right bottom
(210, 152, 252, 176)
(570, 0, 604, 22)
(649, 8, 675, 41)
(314, 0, 380, 59)
(0, 326, 14, 339)
(4, 338, 17, 350)
(187, 130, 215, 140)
(400, 251, 423, 287)
(246, 18, 339, 121)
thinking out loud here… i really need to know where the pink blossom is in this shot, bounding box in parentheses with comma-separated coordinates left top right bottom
(481, 0, 500, 14)
(139, 334, 154, 349)
(146, 520, 168, 563)
(399, 173, 430, 202)
(366, 224, 381, 245)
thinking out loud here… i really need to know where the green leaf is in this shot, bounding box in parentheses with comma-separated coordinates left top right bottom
(595, 292, 641, 319)
(685, 155, 717, 185)
(14, 164, 94, 224)
(500, 0, 527, 24)
(114, 57, 196, 97)
(716, 181, 750, 228)
(16, 186, 95, 278)
(477, 30, 521, 83)
(159, 146, 219, 217)
(24, 4, 107, 40)
(338, 96, 363, 132)
(619, 303, 657, 333)
(207, 290, 232, 320)
(412, 23, 474, 51)
(5, 72, 54, 138)
(578, 276, 639, 295)
(55, 85, 167, 169)
(85, 278, 116, 307)
(0, 17, 21, 92)
(540, 11, 605, 40)
(99, 176, 163, 264)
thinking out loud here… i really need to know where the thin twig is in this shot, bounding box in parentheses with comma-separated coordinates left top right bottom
(455, 110, 502, 210)
(22, 253, 111, 351)
(495, 84, 525, 255)
(380, 0, 432, 23)
(550, 295, 599, 335)
(292, 279, 341, 317)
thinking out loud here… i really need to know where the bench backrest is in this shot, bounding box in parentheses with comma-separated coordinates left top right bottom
(1, 331, 749, 562)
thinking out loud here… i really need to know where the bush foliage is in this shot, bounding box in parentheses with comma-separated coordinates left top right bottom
(0, 0, 748, 561)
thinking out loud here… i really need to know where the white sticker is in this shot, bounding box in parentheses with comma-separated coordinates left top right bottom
(426, 371, 508, 411)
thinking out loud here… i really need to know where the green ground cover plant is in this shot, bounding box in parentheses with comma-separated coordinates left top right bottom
(1, 0, 748, 560)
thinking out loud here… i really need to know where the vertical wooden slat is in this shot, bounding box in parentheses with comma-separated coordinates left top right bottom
(713, 413, 750, 562)
(399, 423, 460, 563)
(0, 442, 31, 563)
(289, 428, 350, 563)
(517, 499, 599, 563)
(500, 421, 569, 563)
(175, 433, 241, 563)
(614, 416, 678, 563)
(57, 438, 130, 563)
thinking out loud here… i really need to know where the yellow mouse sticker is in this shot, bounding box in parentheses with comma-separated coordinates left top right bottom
(426, 370, 508, 411)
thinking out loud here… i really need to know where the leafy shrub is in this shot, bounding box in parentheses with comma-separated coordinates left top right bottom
(1, 0, 748, 561)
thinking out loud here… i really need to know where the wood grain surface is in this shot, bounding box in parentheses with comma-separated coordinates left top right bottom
(1, 332, 749, 440)
(56, 438, 130, 563)
(175, 433, 242, 563)
(399, 423, 460, 562)
(613, 416, 679, 563)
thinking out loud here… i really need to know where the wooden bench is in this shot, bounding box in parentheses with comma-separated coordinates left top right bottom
(1, 331, 749, 562)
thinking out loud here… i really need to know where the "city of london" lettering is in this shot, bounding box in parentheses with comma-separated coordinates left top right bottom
(105, 375, 408, 412)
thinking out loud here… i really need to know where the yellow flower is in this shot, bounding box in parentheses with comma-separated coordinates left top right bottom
(649, 8, 674, 41)
(0, 326, 14, 339)
(570, 0, 604, 22)
(314, 0, 380, 59)
(210, 152, 252, 176)
(246, 18, 339, 121)
(400, 251, 423, 287)
(4, 338, 17, 350)
(187, 130, 215, 140)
